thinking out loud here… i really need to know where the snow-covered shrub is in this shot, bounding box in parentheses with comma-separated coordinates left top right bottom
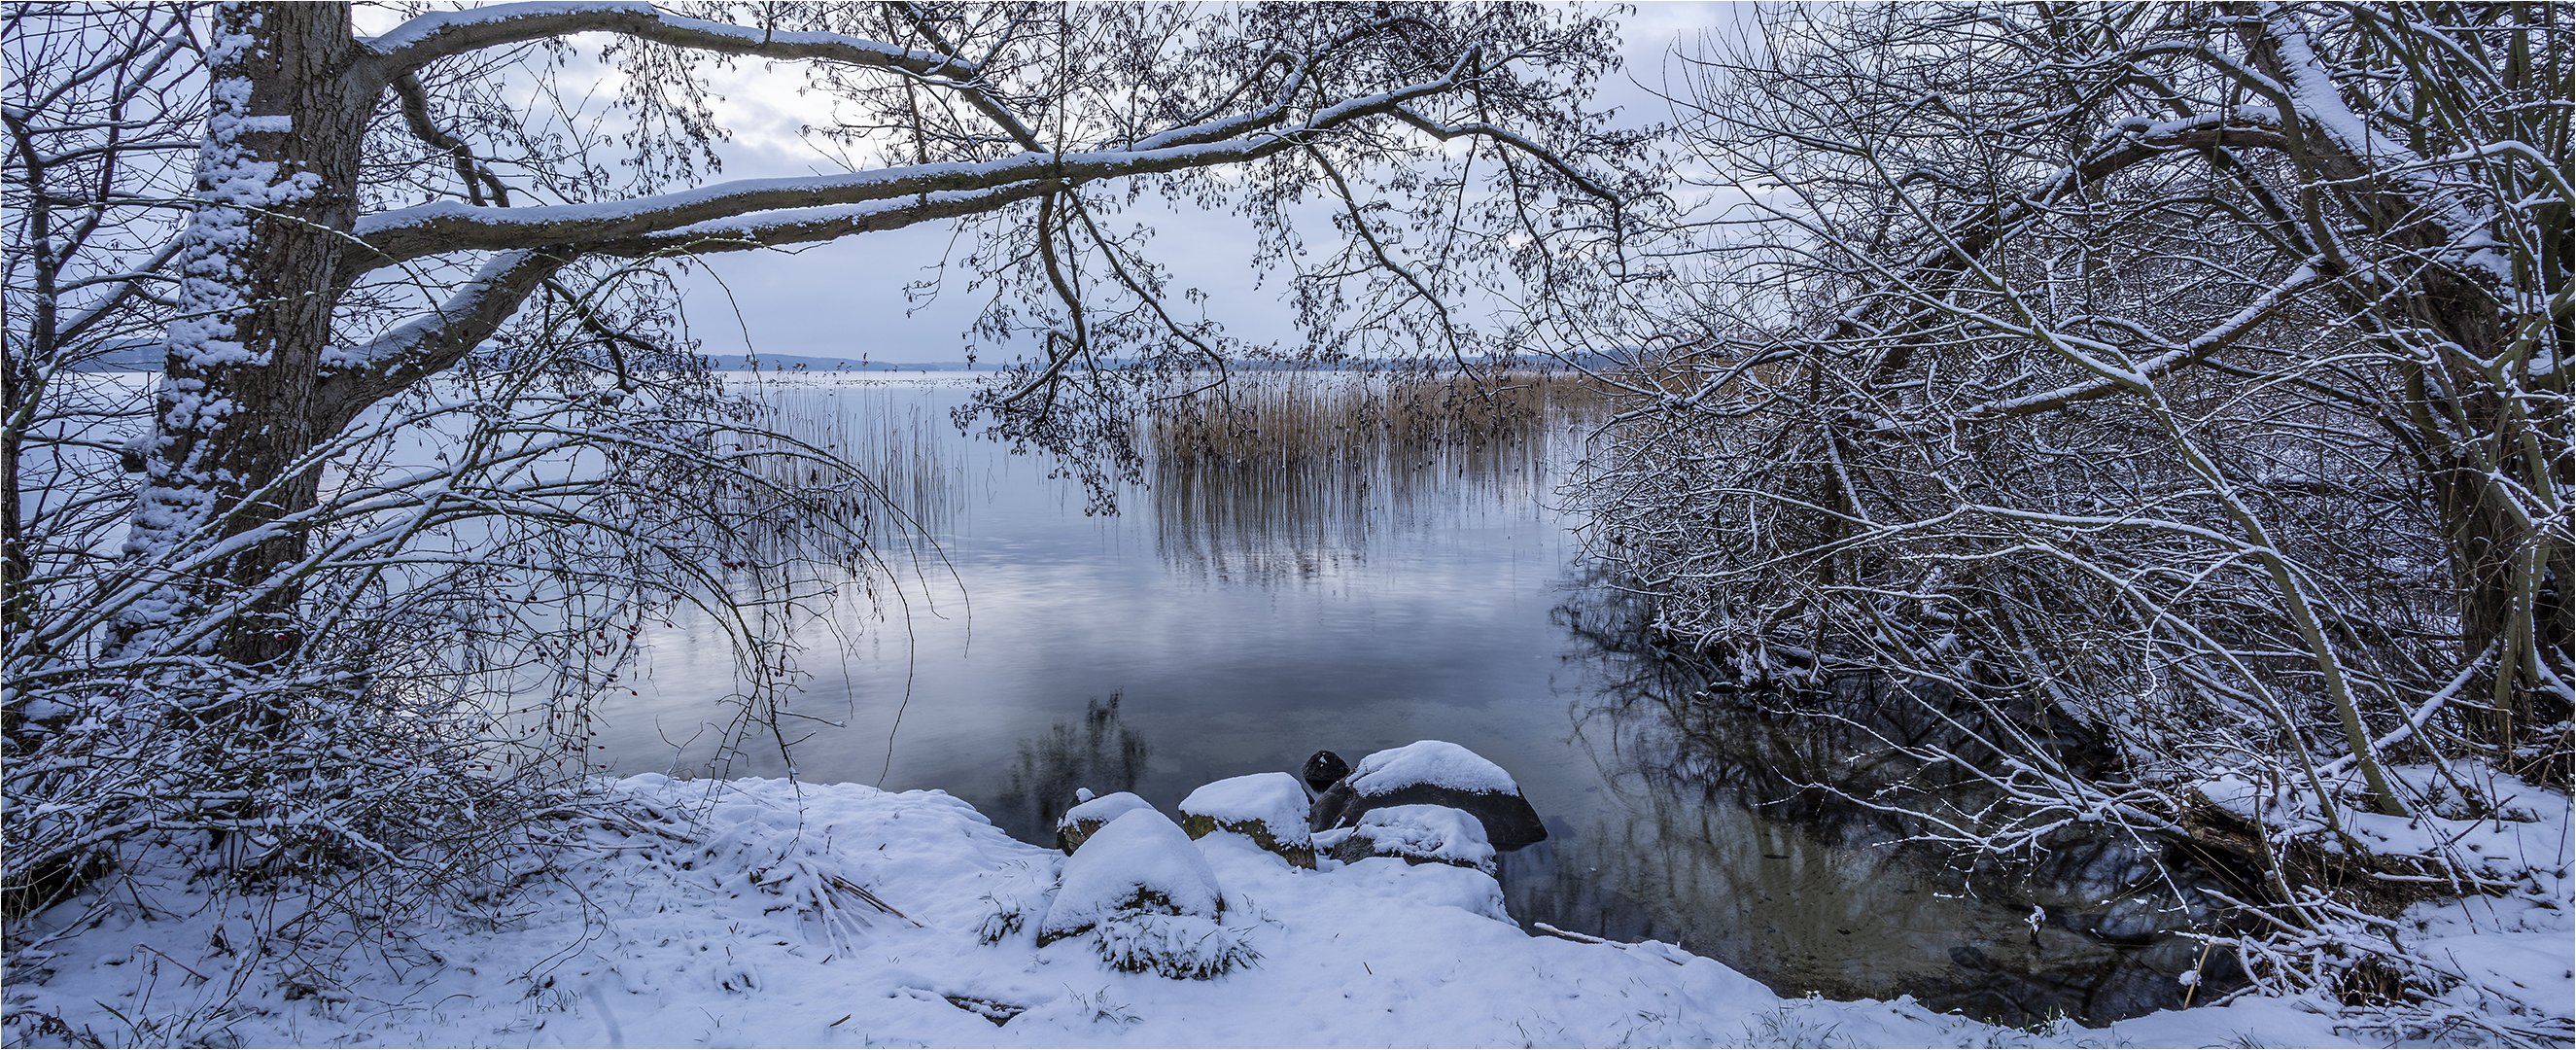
(1580, 2, 2571, 1036)
(978, 895, 1035, 945)
(976, 861, 1061, 946)
(1041, 809, 1257, 979)
(1088, 908, 1260, 979)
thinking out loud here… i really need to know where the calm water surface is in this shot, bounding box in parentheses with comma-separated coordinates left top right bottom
(602, 373, 2201, 1025)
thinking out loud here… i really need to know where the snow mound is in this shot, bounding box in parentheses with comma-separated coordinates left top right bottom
(1058, 789, 1154, 829)
(1182, 773, 1307, 832)
(1323, 854, 1512, 923)
(1041, 808, 1254, 979)
(1042, 808, 1224, 941)
(1337, 804, 1496, 874)
(1348, 740, 1517, 796)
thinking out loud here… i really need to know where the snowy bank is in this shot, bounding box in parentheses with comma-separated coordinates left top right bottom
(5, 775, 2564, 1047)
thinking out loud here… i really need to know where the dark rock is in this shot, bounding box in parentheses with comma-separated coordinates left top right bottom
(1312, 782, 1548, 850)
(1303, 750, 1351, 794)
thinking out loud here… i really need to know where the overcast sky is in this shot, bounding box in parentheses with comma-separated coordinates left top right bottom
(665, 3, 1748, 363)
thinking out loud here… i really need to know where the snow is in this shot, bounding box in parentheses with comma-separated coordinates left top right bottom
(363, 2, 969, 72)
(1179, 772, 1307, 842)
(363, 0, 643, 54)
(1319, 852, 1512, 923)
(113, 14, 328, 640)
(2259, 9, 2514, 289)
(5, 774, 2563, 1047)
(1056, 789, 1154, 836)
(1340, 803, 1497, 873)
(1346, 739, 1519, 795)
(1040, 808, 1225, 941)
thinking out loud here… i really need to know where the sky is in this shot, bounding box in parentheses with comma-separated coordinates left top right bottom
(663, 3, 1750, 363)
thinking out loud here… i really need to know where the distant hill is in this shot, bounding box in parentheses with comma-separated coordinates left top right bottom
(62, 342, 166, 371)
(66, 346, 1629, 375)
(700, 354, 975, 371)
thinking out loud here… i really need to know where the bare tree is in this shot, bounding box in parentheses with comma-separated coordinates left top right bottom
(1584, 2, 2566, 1033)
(4, 0, 1635, 923)
(113, 1, 1627, 665)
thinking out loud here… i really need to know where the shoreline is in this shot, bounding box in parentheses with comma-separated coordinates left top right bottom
(13, 774, 2564, 1047)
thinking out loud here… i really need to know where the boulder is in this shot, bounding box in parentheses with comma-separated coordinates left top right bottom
(1326, 804, 1496, 874)
(1302, 750, 1352, 793)
(1054, 790, 1154, 855)
(1179, 772, 1315, 868)
(1308, 740, 1548, 849)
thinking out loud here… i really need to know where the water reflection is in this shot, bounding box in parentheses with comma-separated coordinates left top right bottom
(737, 382, 968, 549)
(1528, 583, 2242, 1024)
(996, 693, 1151, 837)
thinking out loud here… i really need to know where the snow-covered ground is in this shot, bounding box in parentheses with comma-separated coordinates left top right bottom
(7, 774, 2568, 1047)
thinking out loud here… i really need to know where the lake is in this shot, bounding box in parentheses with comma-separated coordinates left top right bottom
(600, 371, 2214, 1026)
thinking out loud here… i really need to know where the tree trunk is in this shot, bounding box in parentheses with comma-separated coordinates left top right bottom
(120, 4, 363, 691)
(2415, 311, 2575, 764)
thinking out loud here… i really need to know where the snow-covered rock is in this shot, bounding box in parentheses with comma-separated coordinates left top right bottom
(1349, 740, 1519, 795)
(1180, 772, 1315, 868)
(1040, 808, 1254, 979)
(1054, 789, 1154, 854)
(1310, 740, 1549, 849)
(1328, 803, 1497, 875)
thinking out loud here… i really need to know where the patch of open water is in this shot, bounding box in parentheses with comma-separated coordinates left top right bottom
(601, 372, 2216, 1025)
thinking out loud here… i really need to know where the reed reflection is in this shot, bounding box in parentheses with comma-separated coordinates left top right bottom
(991, 693, 1151, 843)
(731, 380, 969, 560)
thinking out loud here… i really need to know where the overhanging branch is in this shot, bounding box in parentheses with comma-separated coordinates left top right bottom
(343, 60, 1481, 276)
(360, 2, 977, 90)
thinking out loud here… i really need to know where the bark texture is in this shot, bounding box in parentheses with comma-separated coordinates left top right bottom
(122, 4, 366, 678)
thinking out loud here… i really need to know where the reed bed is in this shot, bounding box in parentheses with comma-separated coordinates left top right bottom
(721, 369, 1610, 585)
(1143, 370, 1609, 582)
(724, 382, 965, 565)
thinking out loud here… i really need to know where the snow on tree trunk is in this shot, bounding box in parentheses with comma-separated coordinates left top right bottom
(119, 4, 365, 692)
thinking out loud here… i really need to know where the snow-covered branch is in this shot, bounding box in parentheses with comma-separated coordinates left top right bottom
(308, 250, 566, 432)
(360, 2, 976, 87)
(345, 60, 1483, 273)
